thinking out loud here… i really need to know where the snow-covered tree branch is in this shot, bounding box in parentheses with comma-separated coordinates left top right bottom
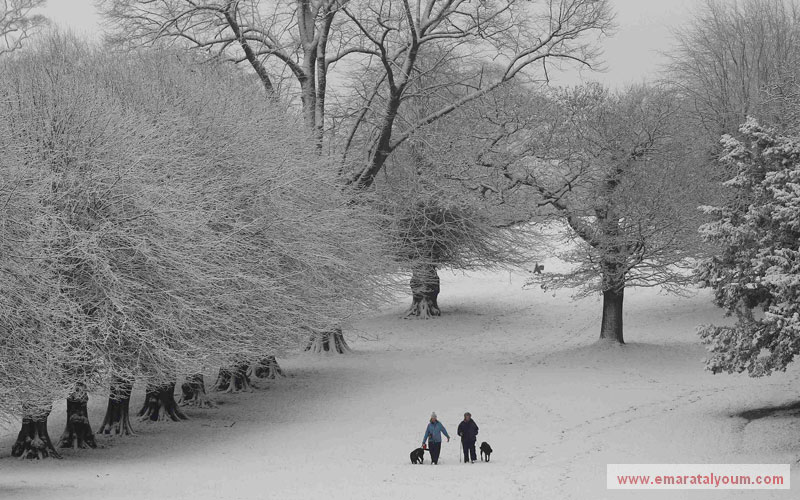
(0, 0, 47, 55)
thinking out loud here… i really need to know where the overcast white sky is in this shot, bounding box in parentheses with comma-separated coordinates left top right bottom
(39, 0, 699, 87)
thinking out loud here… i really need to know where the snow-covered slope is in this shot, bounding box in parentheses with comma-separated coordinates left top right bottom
(1, 268, 798, 500)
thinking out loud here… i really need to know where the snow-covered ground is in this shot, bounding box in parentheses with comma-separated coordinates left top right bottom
(1, 268, 799, 500)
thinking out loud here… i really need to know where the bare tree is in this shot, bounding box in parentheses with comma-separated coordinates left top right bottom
(102, 0, 350, 140)
(337, 0, 614, 189)
(103, 1, 614, 166)
(445, 83, 710, 343)
(0, 0, 47, 55)
(384, 185, 533, 318)
(377, 108, 539, 318)
(667, 0, 800, 138)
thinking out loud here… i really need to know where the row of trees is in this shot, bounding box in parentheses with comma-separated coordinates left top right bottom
(0, 36, 394, 457)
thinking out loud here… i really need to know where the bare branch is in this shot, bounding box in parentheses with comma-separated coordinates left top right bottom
(0, 0, 48, 56)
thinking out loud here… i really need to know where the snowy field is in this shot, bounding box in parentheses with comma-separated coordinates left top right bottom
(1, 268, 799, 500)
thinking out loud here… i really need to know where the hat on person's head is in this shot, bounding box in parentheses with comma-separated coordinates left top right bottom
(464, 412, 471, 417)
(431, 412, 437, 419)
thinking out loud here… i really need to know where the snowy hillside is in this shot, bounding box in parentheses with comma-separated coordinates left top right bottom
(1, 268, 798, 500)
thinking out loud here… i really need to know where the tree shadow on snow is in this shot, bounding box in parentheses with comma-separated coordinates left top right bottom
(737, 401, 800, 422)
(536, 341, 706, 370)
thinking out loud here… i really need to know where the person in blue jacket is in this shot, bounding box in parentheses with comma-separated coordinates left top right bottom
(457, 412, 479, 463)
(421, 412, 450, 465)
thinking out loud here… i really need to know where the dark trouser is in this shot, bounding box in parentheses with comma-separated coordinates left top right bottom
(462, 440, 477, 462)
(429, 441, 442, 463)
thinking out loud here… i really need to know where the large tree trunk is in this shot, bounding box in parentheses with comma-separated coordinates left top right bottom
(179, 374, 215, 408)
(98, 379, 135, 435)
(599, 287, 625, 344)
(406, 264, 441, 319)
(305, 328, 351, 354)
(11, 406, 61, 459)
(138, 383, 188, 422)
(57, 384, 97, 450)
(254, 356, 285, 379)
(212, 364, 253, 393)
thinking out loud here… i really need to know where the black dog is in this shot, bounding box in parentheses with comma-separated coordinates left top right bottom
(480, 442, 493, 462)
(410, 447, 425, 464)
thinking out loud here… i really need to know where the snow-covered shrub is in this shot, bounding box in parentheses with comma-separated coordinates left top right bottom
(698, 118, 800, 376)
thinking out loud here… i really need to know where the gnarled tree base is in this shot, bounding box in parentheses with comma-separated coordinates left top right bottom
(179, 374, 216, 408)
(98, 380, 135, 435)
(11, 408, 62, 460)
(213, 365, 253, 393)
(57, 385, 97, 449)
(405, 294, 441, 319)
(254, 356, 285, 379)
(306, 328, 351, 354)
(138, 383, 188, 422)
(405, 265, 441, 319)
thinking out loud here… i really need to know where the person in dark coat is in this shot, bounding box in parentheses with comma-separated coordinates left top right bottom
(457, 412, 479, 463)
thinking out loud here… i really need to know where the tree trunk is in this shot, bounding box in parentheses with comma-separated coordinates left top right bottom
(57, 384, 97, 450)
(305, 328, 351, 354)
(179, 374, 215, 408)
(254, 356, 285, 379)
(138, 383, 188, 422)
(98, 379, 135, 435)
(300, 76, 317, 133)
(406, 264, 441, 319)
(212, 364, 253, 393)
(11, 406, 61, 459)
(599, 287, 625, 344)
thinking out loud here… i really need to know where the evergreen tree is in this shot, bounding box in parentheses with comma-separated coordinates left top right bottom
(698, 118, 800, 375)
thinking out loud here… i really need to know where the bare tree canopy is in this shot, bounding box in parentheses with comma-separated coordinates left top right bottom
(0, 0, 47, 55)
(102, 0, 359, 136)
(102, 1, 614, 186)
(337, 0, 615, 189)
(377, 147, 538, 317)
(432, 82, 711, 342)
(667, 0, 800, 137)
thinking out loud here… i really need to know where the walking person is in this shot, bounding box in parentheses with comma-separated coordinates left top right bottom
(457, 412, 479, 463)
(421, 412, 450, 465)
